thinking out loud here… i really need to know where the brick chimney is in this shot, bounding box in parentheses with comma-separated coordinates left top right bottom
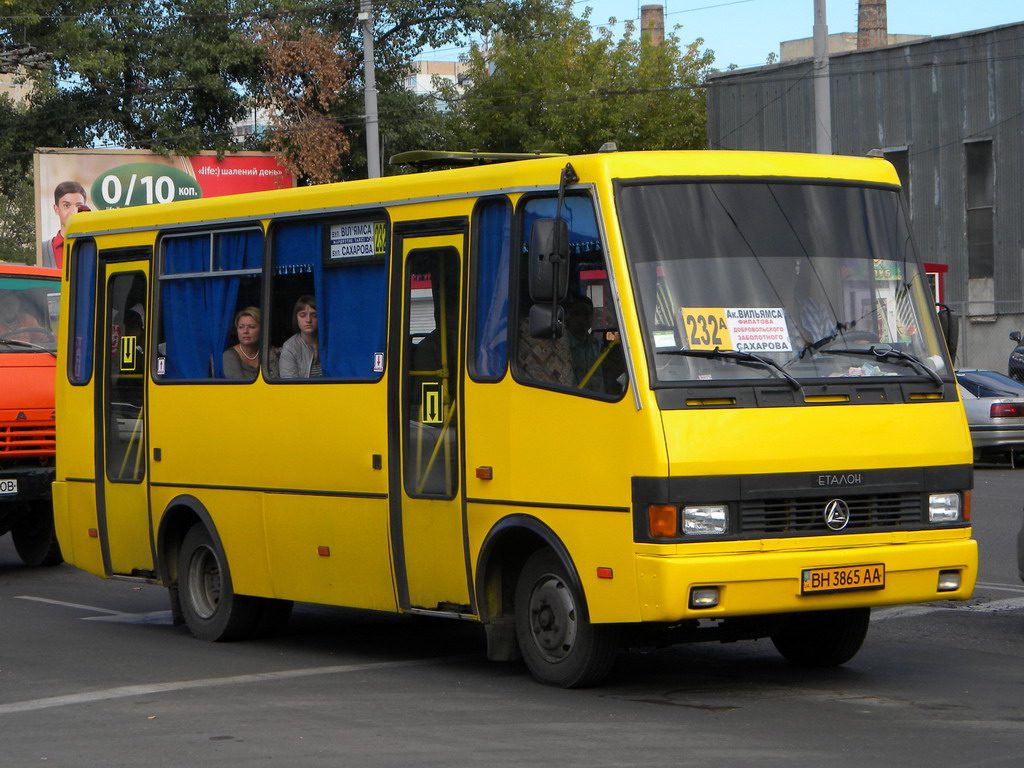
(857, 0, 888, 49)
(641, 4, 664, 47)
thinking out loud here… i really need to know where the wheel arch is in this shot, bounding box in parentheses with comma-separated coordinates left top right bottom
(156, 494, 222, 587)
(475, 514, 590, 626)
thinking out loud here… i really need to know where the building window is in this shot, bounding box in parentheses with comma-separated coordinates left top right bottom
(965, 139, 994, 281)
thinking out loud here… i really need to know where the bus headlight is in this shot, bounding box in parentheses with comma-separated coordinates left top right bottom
(682, 505, 728, 535)
(928, 493, 961, 523)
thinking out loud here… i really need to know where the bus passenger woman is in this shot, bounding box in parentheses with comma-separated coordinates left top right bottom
(223, 307, 263, 381)
(279, 295, 321, 378)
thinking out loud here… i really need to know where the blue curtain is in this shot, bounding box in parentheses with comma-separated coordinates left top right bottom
(70, 240, 97, 383)
(162, 236, 211, 378)
(162, 231, 261, 379)
(274, 221, 388, 380)
(473, 200, 511, 379)
(211, 231, 262, 377)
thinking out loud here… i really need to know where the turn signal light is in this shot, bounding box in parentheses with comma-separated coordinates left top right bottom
(648, 505, 678, 538)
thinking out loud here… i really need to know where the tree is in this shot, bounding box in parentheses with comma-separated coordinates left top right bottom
(0, 0, 548, 252)
(1, 1, 556, 176)
(249, 1, 558, 181)
(437, 0, 715, 154)
(256, 21, 353, 184)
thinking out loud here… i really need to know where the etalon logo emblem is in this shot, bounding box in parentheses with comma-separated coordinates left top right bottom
(824, 499, 851, 531)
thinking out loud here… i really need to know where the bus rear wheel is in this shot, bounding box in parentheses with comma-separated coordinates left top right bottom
(770, 607, 870, 666)
(177, 524, 261, 641)
(11, 502, 63, 567)
(514, 548, 618, 688)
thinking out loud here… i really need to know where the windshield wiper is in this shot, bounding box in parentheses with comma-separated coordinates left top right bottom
(820, 344, 944, 387)
(0, 338, 57, 358)
(659, 347, 803, 390)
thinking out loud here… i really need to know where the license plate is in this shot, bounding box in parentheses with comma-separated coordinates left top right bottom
(0, 478, 17, 496)
(801, 564, 885, 594)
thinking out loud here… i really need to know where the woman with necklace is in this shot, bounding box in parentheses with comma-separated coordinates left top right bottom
(223, 307, 263, 381)
(279, 295, 321, 378)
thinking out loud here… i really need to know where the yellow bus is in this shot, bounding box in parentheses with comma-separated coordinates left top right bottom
(54, 150, 976, 687)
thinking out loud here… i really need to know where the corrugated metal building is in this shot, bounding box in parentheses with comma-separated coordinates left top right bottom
(705, 22, 1024, 371)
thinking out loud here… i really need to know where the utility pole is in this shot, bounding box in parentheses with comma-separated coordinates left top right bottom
(812, 0, 832, 154)
(360, 0, 381, 178)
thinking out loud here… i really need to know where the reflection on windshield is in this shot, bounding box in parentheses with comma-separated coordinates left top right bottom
(0, 277, 60, 353)
(618, 181, 948, 386)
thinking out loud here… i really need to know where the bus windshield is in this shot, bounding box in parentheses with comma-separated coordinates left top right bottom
(617, 180, 947, 388)
(0, 274, 60, 353)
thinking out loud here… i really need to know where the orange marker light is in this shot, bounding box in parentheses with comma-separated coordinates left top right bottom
(648, 505, 678, 538)
(87, 528, 98, 538)
(963, 490, 971, 522)
(596, 567, 614, 579)
(475, 466, 493, 480)
(317, 546, 331, 557)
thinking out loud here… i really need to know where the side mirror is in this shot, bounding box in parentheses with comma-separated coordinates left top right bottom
(528, 218, 570, 303)
(528, 303, 565, 339)
(1010, 331, 1022, 343)
(936, 304, 959, 362)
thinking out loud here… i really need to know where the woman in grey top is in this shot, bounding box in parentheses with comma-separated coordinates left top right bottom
(223, 306, 263, 381)
(279, 295, 321, 378)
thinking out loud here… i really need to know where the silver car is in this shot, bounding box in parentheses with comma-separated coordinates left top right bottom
(956, 369, 1024, 467)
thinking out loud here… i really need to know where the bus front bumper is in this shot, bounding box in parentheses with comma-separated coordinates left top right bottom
(635, 536, 977, 622)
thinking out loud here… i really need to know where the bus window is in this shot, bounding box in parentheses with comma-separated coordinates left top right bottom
(104, 271, 147, 482)
(617, 182, 947, 388)
(404, 247, 460, 498)
(469, 197, 512, 381)
(515, 194, 626, 397)
(69, 240, 97, 384)
(156, 229, 263, 380)
(268, 217, 388, 381)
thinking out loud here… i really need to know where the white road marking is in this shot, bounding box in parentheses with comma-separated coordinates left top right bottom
(873, 595, 1024, 621)
(975, 581, 1024, 594)
(15, 596, 124, 615)
(0, 659, 447, 715)
(82, 610, 174, 625)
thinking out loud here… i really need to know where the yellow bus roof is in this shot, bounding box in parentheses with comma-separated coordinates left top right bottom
(66, 150, 900, 237)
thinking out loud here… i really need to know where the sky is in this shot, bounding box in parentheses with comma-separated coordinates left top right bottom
(420, 0, 1023, 72)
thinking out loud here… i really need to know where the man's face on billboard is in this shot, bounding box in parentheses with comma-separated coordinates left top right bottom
(54, 192, 87, 232)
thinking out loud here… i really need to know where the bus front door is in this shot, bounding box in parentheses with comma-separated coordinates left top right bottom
(97, 259, 154, 577)
(393, 233, 472, 613)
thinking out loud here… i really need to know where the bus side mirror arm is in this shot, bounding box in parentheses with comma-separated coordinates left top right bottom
(936, 303, 959, 362)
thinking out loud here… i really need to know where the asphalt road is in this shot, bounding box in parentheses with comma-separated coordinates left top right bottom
(1, 468, 1022, 767)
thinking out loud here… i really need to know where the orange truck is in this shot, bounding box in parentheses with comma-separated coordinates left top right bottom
(0, 262, 62, 565)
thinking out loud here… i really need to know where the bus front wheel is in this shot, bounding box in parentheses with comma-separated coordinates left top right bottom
(514, 548, 618, 688)
(770, 607, 870, 666)
(177, 524, 261, 641)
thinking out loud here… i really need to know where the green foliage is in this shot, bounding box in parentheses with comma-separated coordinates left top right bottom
(437, 0, 714, 155)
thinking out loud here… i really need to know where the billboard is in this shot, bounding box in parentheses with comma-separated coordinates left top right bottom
(34, 148, 295, 268)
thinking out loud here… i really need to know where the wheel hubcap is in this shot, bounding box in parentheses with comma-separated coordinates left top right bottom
(528, 574, 578, 663)
(186, 545, 221, 620)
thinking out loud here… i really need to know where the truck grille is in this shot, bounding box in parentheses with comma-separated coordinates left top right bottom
(0, 422, 56, 457)
(740, 492, 922, 535)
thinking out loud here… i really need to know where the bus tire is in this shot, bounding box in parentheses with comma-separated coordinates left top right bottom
(514, 548, 618, 688)
(770, 607, 870, 667)
(11, 502, 64, 567)
(178, 523, 260, 642)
